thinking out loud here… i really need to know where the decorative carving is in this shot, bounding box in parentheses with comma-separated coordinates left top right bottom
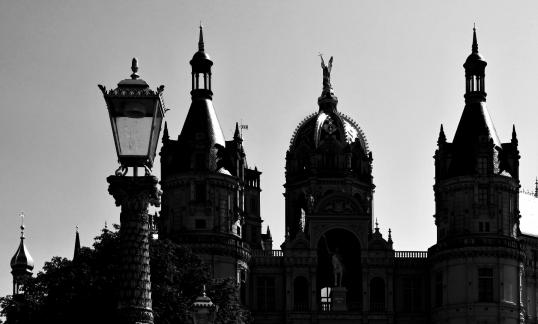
(107, 175, 161, 324)
(321, 198, 355, 214)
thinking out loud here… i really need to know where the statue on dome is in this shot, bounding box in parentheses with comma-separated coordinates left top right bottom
(319, 54, 334, 95)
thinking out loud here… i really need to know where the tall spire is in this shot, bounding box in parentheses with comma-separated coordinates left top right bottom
(472, 24, 478, 54)
(198, 23, 205, 52)
(535, 177, 538, 198)
(73, 226, 81, 262)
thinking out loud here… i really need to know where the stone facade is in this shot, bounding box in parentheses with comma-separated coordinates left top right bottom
(158, 28, 538, 324)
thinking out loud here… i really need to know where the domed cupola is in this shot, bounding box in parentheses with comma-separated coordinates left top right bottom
(190, 24, 213, 99)
(286, 56, 371, 181)
(10, 213, 34, 295)
(463, 26, 487, 104)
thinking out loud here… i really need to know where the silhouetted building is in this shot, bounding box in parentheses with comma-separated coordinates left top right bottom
(158, 26, 538, 324)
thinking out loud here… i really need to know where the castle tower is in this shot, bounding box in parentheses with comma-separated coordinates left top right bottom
(430, 28, 524, 323)
(283, 55, 374, 311)
(10, 213, 34, 295)
(159, 26, 261, 287)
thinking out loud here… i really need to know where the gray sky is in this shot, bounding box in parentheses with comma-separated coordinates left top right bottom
(2, 0, 538, 297)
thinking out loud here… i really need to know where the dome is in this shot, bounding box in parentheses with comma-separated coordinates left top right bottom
(289, 110, 369, 153)
(465, 52, 485, 64)
(192, 50, 212, 62)
(11, 237, 34, 274)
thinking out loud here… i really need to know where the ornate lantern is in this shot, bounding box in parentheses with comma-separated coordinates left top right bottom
(99, 58, 165, 175)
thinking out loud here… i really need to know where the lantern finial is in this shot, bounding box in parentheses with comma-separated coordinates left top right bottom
(131, 58, 139, 80)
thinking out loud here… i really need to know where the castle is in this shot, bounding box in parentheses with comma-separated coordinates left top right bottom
(12, 26, 538, 324)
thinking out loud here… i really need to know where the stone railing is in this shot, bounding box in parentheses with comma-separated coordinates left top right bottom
(252, 249, 283, 257)
(395, 251, 428, 258)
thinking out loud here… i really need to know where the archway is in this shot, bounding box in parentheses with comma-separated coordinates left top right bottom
(317, 228, 361, 310)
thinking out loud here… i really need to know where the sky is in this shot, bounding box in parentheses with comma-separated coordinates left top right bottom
(2, 0, 538, 297)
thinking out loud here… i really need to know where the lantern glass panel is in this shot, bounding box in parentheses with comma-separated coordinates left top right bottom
(148, 103, 164, 162)
(115, 116, 152, 157)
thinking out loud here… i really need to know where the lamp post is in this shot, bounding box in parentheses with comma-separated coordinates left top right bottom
(99, 58, 166, 324)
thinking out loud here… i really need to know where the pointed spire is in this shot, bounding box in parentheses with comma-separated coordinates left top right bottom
(438, 124, 446, 145)
(511, 124, 518, 145)
(73, 226, 81, 262)
(162, 121, 169, 141)
(198, 23, 205, 52)
(234, 122, 241, 140)
(266, 226, 272, 238)
(374, 218, 379, 233)
(388, 228, 393, 244)
(472, 24, 478, 54)
(534, 177, 538, 198)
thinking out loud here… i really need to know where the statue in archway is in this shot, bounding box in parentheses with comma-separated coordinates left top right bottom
(322, 234, 344, 287)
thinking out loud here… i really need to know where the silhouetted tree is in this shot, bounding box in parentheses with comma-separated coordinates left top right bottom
(1, 225, 250, 324)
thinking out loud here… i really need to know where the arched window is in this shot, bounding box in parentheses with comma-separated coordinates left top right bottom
(370, 277, 385, 312)
(294, 276, 309, 311)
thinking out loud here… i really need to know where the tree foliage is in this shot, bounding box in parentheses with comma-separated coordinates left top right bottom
(1, 226, 250, 324)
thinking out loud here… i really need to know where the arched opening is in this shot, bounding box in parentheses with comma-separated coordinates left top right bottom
(293, 276, 309, 311)
(370, 277, 385, 312)
(317, 228, 361, 310)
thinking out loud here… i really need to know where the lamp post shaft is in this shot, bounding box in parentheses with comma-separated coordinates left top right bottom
(107, 175, 161, 324)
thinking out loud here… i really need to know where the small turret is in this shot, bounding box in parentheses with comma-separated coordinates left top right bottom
(10, 213, 34, 295)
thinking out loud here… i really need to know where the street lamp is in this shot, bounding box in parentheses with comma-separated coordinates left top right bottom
(99, 58, 166, 324)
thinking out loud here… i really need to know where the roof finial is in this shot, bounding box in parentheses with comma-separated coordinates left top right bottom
(375, 218, 379, 231)
(104, 221, 108, 230)
(472, 24, 478, 54)
(388, 228, 393, 244)
(19, 212, 25, 239)
(534, 177, 538, 198)
(198, 23, 205, 52)
(202, 284, 207, 297)
(130, 57, 139, 80)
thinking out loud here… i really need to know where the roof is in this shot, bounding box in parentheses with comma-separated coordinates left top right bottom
(289, 110, 369, 153)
